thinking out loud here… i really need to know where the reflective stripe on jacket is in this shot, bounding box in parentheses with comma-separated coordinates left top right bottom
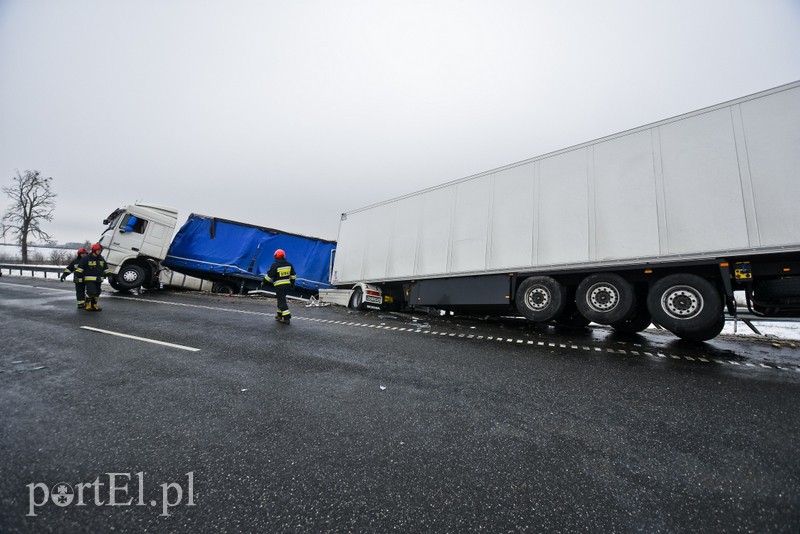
(63, 256, 84, 282)
(265, 259, 296, 287)
(76, 254, 111, 281)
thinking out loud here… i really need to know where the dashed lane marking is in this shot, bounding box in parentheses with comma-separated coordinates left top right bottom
(97, 293, 800, 374)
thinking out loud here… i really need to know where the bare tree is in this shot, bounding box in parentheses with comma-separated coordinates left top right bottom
(1, 170, 57, 263)
(49, 248, 72, 266)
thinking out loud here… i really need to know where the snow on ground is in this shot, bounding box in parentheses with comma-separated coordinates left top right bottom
(718, 320, 800, 342)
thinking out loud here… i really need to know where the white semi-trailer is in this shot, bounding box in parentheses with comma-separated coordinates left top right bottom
(331, 81, 800, 341)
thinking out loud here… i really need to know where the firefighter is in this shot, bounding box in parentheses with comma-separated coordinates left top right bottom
(264, 249, 296, 324)
(75, 243, 111, 311)
(61, 247, 89, 308)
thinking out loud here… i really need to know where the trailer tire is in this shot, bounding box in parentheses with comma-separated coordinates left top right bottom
(212, 282, 237, 296)
(116, 264, 146, 290)
(672, 315, 726, 342)
(349, 287, 365, 310)
(647, 274, 723, 336)
(575, 273, 635, 325)
(516, 276, 567, 322)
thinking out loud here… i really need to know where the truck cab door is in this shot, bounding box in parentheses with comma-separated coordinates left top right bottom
(112, 214, 147, 256)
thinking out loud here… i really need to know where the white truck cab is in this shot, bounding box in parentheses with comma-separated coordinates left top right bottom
(98, 203, 178, 290)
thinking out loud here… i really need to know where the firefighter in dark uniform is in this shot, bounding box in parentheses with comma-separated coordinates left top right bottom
(61, 247, 89, 308)
(75, 243, 111, 311)
(265, 249, 296, 324)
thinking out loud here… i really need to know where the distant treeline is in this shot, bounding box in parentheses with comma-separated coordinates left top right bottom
(0, 243, 86, 265)
(0, 242, 86, 250)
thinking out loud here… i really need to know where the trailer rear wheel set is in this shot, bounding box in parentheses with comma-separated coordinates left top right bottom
(512, 271, 725, 341)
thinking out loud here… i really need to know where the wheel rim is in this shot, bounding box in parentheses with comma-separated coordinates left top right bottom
(524, 286, 550, 311)
(586, 282, 619, 312)
(121, 270, 139, 283)
(661, 285, 703, 319)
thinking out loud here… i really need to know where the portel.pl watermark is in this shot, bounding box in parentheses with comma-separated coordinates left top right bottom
(27, 472, 195, 517)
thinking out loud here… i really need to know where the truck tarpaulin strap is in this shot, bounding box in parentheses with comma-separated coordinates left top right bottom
(163, 214, 336, 291)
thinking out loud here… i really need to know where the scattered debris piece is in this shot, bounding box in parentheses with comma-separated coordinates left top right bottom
(305, 296, 331, 308)
(772, 343, 782, 349)
(241, 388, 248, 392)
(31, 366, 47, 371)
(379, 385, 387, 391)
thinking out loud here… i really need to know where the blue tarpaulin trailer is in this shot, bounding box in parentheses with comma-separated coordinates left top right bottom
(162, 214, 336, 296)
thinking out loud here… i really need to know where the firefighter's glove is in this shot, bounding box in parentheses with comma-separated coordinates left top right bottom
(60, 275, 66, 282)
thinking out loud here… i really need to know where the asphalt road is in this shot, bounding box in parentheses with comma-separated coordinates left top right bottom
(1, 277, 799, 532)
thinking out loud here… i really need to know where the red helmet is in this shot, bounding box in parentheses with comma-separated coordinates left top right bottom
(274, 249, 286, 259)
(91, 243, 102, 252)
(78, 248, 87, 255)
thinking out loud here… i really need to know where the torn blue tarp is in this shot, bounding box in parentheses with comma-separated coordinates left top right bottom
(163, 214, 336, 291)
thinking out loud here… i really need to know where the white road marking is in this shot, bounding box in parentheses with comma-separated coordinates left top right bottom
(0, 281, 70, 293)
(80, 326, 200, 352)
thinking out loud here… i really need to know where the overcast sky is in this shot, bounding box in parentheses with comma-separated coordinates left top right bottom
(1, 0, 799, 245)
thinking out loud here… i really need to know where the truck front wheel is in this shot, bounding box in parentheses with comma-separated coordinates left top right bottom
(116, 263, 146, 291)
(515, 276, 567, 322)
(108, 277, 125, 291)
(647, 274, 723, 340)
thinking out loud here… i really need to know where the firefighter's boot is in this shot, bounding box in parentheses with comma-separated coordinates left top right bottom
(77, 300, 85, 309)
(91, 297, 102, 311)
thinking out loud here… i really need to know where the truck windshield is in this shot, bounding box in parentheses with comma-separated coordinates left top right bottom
(102, 209, 124, 234)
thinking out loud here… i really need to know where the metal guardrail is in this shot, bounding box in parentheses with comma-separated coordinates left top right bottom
(0, 263, 217, 292)
(0, 263, 66, 278)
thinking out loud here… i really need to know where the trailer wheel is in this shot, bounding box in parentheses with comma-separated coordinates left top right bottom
(212, 282, 237, 296)
(116, 264, 146, 290)
(349, 287, 365, 310)
(575, 273, 635, 325)
(515, 276, 567, 322)
(647, 274, 723, 337)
